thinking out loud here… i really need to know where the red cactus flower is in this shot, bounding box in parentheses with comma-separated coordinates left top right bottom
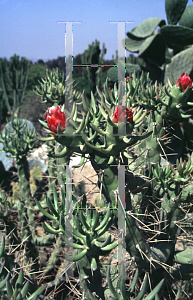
(112, 106, 133, 123)
(45, 105, 66, 134)
(176, 72, 192, 91)
(126, 76, 133, 83)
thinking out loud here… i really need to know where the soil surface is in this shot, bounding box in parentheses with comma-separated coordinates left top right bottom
(71, 162, 100, 206)
(27, 145, 101, 206)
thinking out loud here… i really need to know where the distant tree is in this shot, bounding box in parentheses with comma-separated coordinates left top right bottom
(37, 59, 45, 65)
(73, 54, 83, 78)
(57, 56, 66, 71)
(46, 58, 58, 70)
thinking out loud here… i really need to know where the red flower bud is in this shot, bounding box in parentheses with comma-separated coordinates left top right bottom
(126, 76, 133, 83)
(112, 106, 133, 123)
(176, 72, 192, 91)
(46, 105, 66, 133)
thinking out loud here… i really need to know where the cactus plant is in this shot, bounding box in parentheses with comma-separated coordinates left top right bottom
(81, 39, 107, 99)
(33, 65, 193, 299)
(0, 54, 30, 127)
(2, 24, 193, 298)
(112, 0, 193, 86)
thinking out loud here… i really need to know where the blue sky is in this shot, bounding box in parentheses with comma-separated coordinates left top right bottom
(1, 0, 193, 63)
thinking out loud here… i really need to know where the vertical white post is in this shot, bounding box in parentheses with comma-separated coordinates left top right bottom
(56, 21, 81, 282)
(56, 21, 81, 137)
(110, 20, 134, 282)
(65, 22, 73, 136)
(65, 165, 73, 281)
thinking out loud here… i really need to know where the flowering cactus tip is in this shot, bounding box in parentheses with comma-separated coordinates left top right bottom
(176, 72, 192, 92)
(112, 106, 133, 123)
(46, 105, 66, 134)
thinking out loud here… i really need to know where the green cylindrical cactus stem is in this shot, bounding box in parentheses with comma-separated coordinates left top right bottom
(16, 156, 31, 200)
(0, 55, 29, 120)
(136, 110, 165, 222)
(17, 201, 28, 240)
(55, 142, 71, 201)
(17, 200, 39, 272)
(161, 183, 182, 240)
(16, 156, 36, 232)
(0, 58, 12, 116)
(46, 141, 57, 203)
(76, 254, 105, 299)
(125, 207, 153, 270)
(0, 192, 19, 247)
(16, 157, 41, 272)
(16, 156, 33, 233)
(43, 235, 63, 275)
(144, 111, 165, 166)
(145, 182, 184, 288)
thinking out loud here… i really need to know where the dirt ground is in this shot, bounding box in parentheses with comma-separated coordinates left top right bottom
(26, 145, 100, 206)
(71, 162, 100, 206)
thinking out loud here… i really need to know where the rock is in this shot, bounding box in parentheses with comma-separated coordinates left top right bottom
(27, 144, 48, 172)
